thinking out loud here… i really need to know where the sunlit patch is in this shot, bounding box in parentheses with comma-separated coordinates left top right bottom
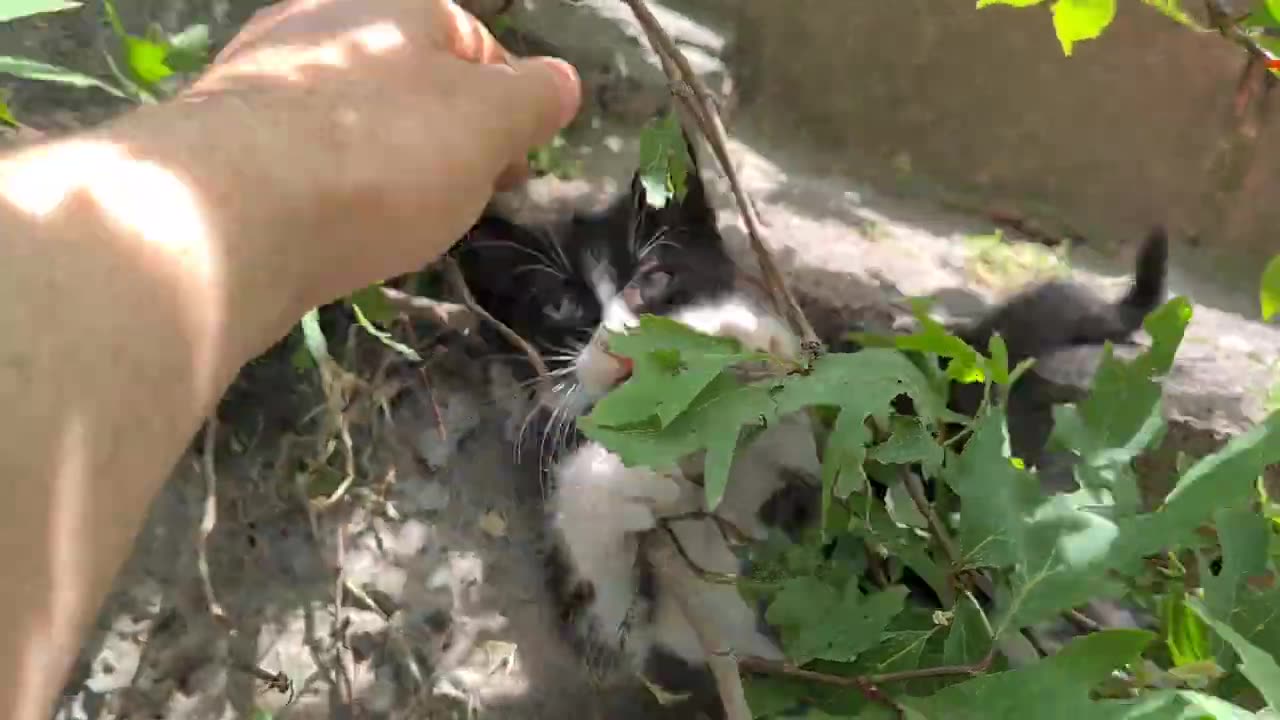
(195, 21, 407, 87)
(14, 415, 89, 720)
(0, 138, 223, 403)
(350, 20, 405, 54)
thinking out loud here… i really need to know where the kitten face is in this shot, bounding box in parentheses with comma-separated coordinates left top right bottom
(454, 140, 792, 424)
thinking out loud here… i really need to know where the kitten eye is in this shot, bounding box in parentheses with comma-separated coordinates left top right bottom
(542, 297, 581, 324)
(640, 271, 675, 303)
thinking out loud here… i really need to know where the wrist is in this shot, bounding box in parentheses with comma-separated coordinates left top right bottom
(102, 93, 353, 377)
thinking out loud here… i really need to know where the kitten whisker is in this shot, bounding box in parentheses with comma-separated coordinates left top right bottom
(513, 262, 568, 280)
(468, 238, 565, 276)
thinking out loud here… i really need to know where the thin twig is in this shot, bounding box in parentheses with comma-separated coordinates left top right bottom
(657, 523, 740, 586)
(333, 522, 354, 707)
(619, 0, 819, 352)
(741, 647, 995, 688)
(646, 532, 753, 720)
(1205, 0, 1274, 60)
(197, 415, 230, 626)
(1064, 608, 1103, 634)
(310, 415, 357, 511)
(380, 286, 478, 334)
(900, 466, 964, 573)
(442, 255, 552, 396)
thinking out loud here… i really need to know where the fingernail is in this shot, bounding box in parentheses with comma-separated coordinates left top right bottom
(540, 56, 582, 128)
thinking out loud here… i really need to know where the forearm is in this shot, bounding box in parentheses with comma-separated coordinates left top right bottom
(0, 96, 331, 720)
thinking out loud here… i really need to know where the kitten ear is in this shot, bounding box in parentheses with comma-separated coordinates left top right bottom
(675, 129, 715, 229)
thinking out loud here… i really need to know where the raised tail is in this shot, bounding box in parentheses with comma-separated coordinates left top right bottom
(1116, 225, 1169, 329)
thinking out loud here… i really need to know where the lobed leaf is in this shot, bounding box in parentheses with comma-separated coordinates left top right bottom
(1051, 0, 1117, 56)
(902, 630, 1154, 719)
(637, 109, 690, 209)
(1189, 597, 1280, 711)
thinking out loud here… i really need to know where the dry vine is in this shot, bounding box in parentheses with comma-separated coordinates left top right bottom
(197, 415, 230, 626)
(618, 0, 819, 352)
(612, 0, 834, 716)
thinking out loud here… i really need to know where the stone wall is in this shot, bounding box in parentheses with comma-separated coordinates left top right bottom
(719, 0, 1277, 305)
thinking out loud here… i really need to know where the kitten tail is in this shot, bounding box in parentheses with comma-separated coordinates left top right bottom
(1116, 225, 1170, 329)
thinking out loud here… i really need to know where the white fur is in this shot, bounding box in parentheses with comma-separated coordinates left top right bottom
(549, 276, 818, 670)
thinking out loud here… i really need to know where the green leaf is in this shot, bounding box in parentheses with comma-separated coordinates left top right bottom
(1051, 0, 1117, 56)
(346, 284, 397, 326)
(101, 48, 154, 103)
(1202, 507, 1271, 662)
(743, 676, 808, 718)
(880, 301, 986, 384)
(766, 576, 840, 628)
(942, 406, 1042, 568)
(1049, 298, 1190, 513)
(784, 584, 909, 665)
(587, 315, 755, 429)
(163, 23, 210, 72)
(943, 592, 993, 666)
(581, 370, 776, 508)
(1160, 591, 1213, 668)
(299, 308, 330, 365)
(582, 347, 938, 510)
(1142, 413, 1280, 554)
(351, 303, 422, 363)
(1188, 597, 1280, 710)
(0, 55, 127, 98)
(637, 109, 691, 209)
(0, 96, 17, 127)
(1140, 0, 1208, 31)
(848, 496, 951, 603)
(903, 629, 1154, 719)
(1098, 690, 1257, 719)
(101, 0, 205, 89)
(1262, 255, 1280, 321)
(0, 0, 80, 23)
(867, 415, 944, 476)
(122, 35, 173, 85)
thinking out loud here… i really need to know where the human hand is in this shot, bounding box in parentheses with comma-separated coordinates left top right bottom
(183, 0, 582, 308)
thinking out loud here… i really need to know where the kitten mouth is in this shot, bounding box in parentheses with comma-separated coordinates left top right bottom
(604, 350, 634, 384)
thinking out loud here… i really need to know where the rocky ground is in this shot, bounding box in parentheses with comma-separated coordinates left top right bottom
(4, 1, 1278, 719)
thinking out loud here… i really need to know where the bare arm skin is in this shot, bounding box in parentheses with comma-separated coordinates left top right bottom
(0, 2, 580, 717)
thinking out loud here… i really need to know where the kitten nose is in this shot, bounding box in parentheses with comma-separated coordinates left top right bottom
(606, 350, 634, 383)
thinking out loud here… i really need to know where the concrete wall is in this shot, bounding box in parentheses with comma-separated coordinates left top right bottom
(722, 0, 1277, 295)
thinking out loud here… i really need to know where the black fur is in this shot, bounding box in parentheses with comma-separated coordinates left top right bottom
(450, 126, 1170, 715)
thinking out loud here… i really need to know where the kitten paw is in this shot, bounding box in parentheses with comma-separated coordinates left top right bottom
(553, 443, 683, 538)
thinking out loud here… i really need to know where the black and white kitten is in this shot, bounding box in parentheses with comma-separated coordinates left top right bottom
(451, 133, 1170, 696)
(452, 135, 817, 683)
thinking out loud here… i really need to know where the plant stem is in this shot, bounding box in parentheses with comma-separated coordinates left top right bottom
(618, 0, 819, 352)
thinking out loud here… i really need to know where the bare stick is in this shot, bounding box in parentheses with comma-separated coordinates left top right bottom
(646, 532, 752, 720)
(380, 286, 478, 334)
(900, 467, 963, 572)
(442, 255, 552, 396)
(619, 0, 819, 351)
(310, 415, 357, 511)
(332, 522, 354, 707)
(657, 523, 740, 586)
(197, 416, 230, 626)
(741, 648, 994, 689)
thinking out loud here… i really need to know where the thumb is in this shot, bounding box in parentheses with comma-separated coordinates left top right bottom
(492, 56, 582, 155)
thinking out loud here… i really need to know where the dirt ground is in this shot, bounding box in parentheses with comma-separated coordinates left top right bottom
(4, 2, 1278, 719)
